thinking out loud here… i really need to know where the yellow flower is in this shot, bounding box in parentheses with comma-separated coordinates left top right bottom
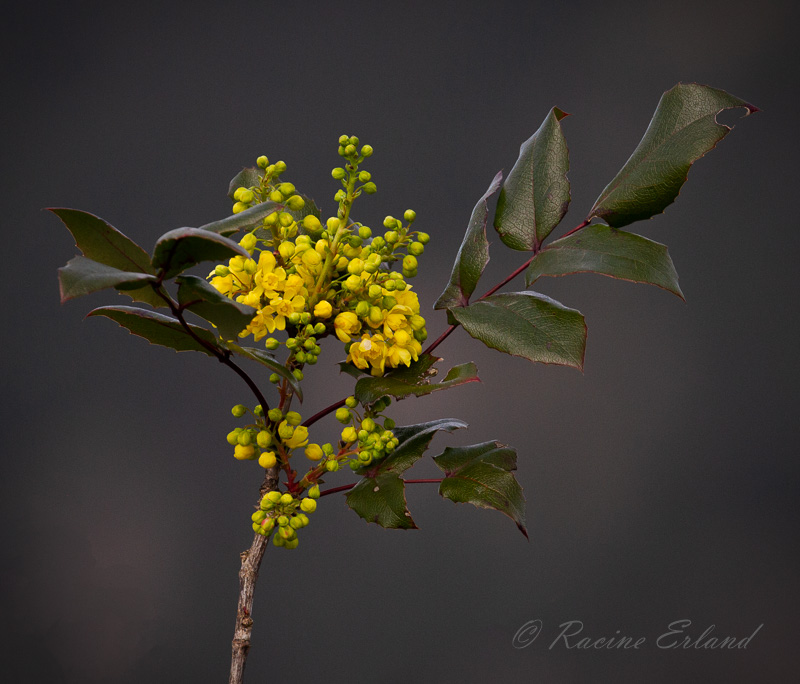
(314, 300, 333, 319)
(278, 421, 309, 449)
(348, 333, 388, 376)
(334, 311, 361, 342)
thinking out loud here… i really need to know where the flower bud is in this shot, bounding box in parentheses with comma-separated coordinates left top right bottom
(286, 411, 302, 426)
(344, 144, 356, 156)
(309, 484, 321, 499)
(345, 396, 358, 409)
(280, 493, 294, 505)
(274, 161, 287, 174)
(305, 443, 324, 461)
(237, 431, 252, 446)
(265, 337, 280, 350)
(268, 408, 283, 423)
(214, 265, 230, 277)
(278, 182, 295, 197)
(326, 217, 341, 232)
(361, 144, 374, 157)
(257, 431, 272, 448)
(302, 215, 322, 234)
(256, 155, 269, 168)
(417, 232, 430, 245)
(341, 426, 358, 443)
(226, 430, 240, 445)
(409, 241, 424, 256)
(362, 182, 377, 194)
(300, 498, 317, 513)
(286, 195, 305, 211)
(331, 167, 346, 180)
(231, 404, 247, 417)
(326, 459, 340, 472)
(269, 190, 284, 203)
(258, 451, 277, 468)
(267, 491, 282, 503)
(232, 202, 248, 214)
(358, 225, 372, 239)
(234, 444, 256, 460)
(293, 369, 304, 381)
(240, 233, 257, 252)
(403, 209, 416, 223)
(335, 407, 351, 423)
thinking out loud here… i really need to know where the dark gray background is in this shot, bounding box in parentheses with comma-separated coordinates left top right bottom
(2, 1, 798, 682)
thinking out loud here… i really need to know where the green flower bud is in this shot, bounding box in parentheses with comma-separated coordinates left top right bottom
(297, 513, 310, 526)
(300, 498, 317, 513)
(358, 225, 372, 239)
(265, 337, 280, 351)
(269, 190, 284, 203)
(347, 258, 365, 275)
(286, 195, 305, 211)
(231, 404, 247, 417)
(302, 215, 322, 233)
(268, 408, 283, 423)
(256, 155, 269, 168)
(314, 322, 326, 334)
(403, 209, 416, 223)
(280, 493, 294, 505)
(277, 515, 289, 527)
(384, 278, 396, 291)
(239, 189, 255, 204)
(309, 484, 321, 499)
(289, 516, 303, 529)
(417, 232, 430, 244)
(361, 417, 376, 432)
(403, 255, 418, 270)
(232, 201, 248, 214)
(331, 167, 346, 180)
(274, 161, 287, 174)
(361, 144, 374, 157)
(288, 312, 302, 326)
(383, 216, 395, 229)
(368, 306, 383, 324)
(237, 431, 252, 446)
(267, 491, 282, 503)
(409, 241, 424, 256)
(362, 182, 377, 194)
(285, 337, 298, 349)
(284, 537, 299, 549)
(326, 460, 340, 472)
(349, 136, 360, 146)
(358, 171, 371, 182)
(278, 182, 295, 197)
(371, 236, 386, 250)
(214, 265, 230, 277)
(279, 212, 294, 227)
(335, 407, 351, 423)
(257, 431, 272, 448)
(344, 144, 356, 156)
(273, 534, 285, 547)
(269, 373, 280, 384)
(253, 404, 263, 416)
(338, 134, 349, 144)
(383, 418, 396, 429)
(293, 369, 304, 381)
(226, 429, 241, 445)
(286, 411, 302, 426)
(261, 517, 275, 532)
(345, 396, 358, 409)
(382, 296, 397, 310)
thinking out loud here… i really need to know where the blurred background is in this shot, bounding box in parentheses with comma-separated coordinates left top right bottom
(2, 1, 797, 681)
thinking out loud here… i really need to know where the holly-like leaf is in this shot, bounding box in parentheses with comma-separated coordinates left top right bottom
(87, 305, 217, 355)
(355, 355, 479, 405)
(588, 83, 757, 228)
(49, 208, 162, 307)
(494, 108, 570, 251)
(176, 275, 257, 341)
(345, 418, 467, 529)
(525, 223, 684, 299)
(58, 256, 157, 303)
(227, 167, 264, 200)
(221, 342, 303, 402)
(449, 292, 586, 370)
(338, 361, 369, 379)
(434, 171, 503, 309)
(434, 441, 527, 537)
(151, 227, 250, 279)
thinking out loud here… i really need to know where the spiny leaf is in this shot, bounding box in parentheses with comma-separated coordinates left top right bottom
(525, 223, 684, 298)
(200, 195, 320, 239)
(49, 208, 162, 307)
(355, 357, 479, 405)
(345, 418, 467, 529)
(88, 306, 217, 355)
(176, 275, 257, 341)
(151, 227, 250, 279)
(222, 342, 303, 402)
(58, 256, 157, 303)
(434, 171, 503, 309)
(588, 83, 757, 227)
(434, 441, 527, 537)
(449, 292, 586, 370)
(494, 107, 570, 251)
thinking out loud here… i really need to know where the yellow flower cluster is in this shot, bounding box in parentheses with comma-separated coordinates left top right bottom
(210, 235, 331, 341)
(334, 283, 425, 376)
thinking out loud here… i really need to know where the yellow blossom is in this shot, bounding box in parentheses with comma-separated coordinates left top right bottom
(334, 311, 361, 342)
(314, 300, 333, 319)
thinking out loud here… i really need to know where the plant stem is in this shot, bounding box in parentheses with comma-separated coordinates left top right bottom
(229, 466, 280, 684)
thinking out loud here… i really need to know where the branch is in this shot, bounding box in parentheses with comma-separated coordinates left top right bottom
(230, 466, 280, 684)
(151, 283, 270, 412)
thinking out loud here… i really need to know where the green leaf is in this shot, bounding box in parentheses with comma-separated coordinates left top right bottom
(345, 473, 419, 529)
(151, 227, 250, 279)
(449, 292, 586, 370)
(338, 361, 369, 379)
(197, 201, 283, 237)
(434, 441, 527, 537)
(87, 305, 217, 355)
(227, 167, 264, 200)
(355, 355, 479, 404)
(58, 256, 157, 303)
(176, 275, 257, 340)
(345, 418, 467, 529)
(588, 83, 757, 228)
(221, 342, 303, 402)
(494, 107, 570, 251)
(525, 223, 684, 299)
(434, 171, 503, 309)
(49, 208, 162, 307)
